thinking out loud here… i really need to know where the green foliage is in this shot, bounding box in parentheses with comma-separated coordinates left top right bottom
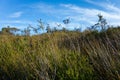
(0, 27, 120, 80)
(0, 26, 20, 35)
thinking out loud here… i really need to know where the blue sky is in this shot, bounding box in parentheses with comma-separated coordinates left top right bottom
(0, 0, 120, 30)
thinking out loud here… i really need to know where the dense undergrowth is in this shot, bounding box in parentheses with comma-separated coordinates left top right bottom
(0, 27, 120, 80)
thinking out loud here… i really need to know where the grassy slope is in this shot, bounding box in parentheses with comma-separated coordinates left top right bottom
(0, 27, 120, 80)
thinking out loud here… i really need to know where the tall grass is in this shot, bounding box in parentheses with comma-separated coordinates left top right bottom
(0, 27, 120, 80)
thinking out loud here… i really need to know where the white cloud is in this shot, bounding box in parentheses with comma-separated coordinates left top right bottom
(6, 2, 120, 30)
(0, 20, 37, 25)
(59, 3, 120, 26)
(85, 0, 120, 25)
(85, 0, 120, 13)
(46, 21, 83, 31)
(9, 11, 23, 18)
(0, 20, 38, 30)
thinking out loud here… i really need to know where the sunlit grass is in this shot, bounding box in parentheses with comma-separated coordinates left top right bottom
(0, 27, 120, 80)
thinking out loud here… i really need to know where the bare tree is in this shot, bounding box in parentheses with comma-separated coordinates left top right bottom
(46, 24, 51, 33)
(23, 27, 30, 36)
(37, 19, 44, 30)
(98, 14, 107, 30)
(28, 24, 39, 34)
(91, 14, 107, 31)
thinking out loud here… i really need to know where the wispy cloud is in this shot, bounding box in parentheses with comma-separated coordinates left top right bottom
(9, 11, 23, 18)
(6, 1, 120, 30)
(85, 0, 120, 13)
(31, 3, 69, 16)
(0, 20, 38, 30)
(0, 20, 36, 25)
(84, 0, 120, 25)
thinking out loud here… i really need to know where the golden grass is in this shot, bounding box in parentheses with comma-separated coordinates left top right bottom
(0, 28, 120, 80)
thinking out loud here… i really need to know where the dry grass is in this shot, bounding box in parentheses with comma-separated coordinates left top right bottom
(0, 27, 120, 80)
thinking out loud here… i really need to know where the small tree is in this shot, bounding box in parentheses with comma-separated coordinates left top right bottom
(37, 19, 44, 30)
(74, 26, 81, 32)
(28, 24, 39, 34)
(23, 27, 30, 36)
(63, 18, 70, 24)
(46, 24, 51, 33)
(1, 26, 11, 34)
(62, 27, 67, 32)
(91, 14, 107, 31)
(98, 14, 107, 30)
(1, 26, 20, 35)
(53, 27, 57, 32)
(63, 18, 70, 31)
(9, 27, 20, 35)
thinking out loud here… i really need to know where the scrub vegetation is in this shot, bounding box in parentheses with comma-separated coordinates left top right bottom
(0, 15, 120, 80)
